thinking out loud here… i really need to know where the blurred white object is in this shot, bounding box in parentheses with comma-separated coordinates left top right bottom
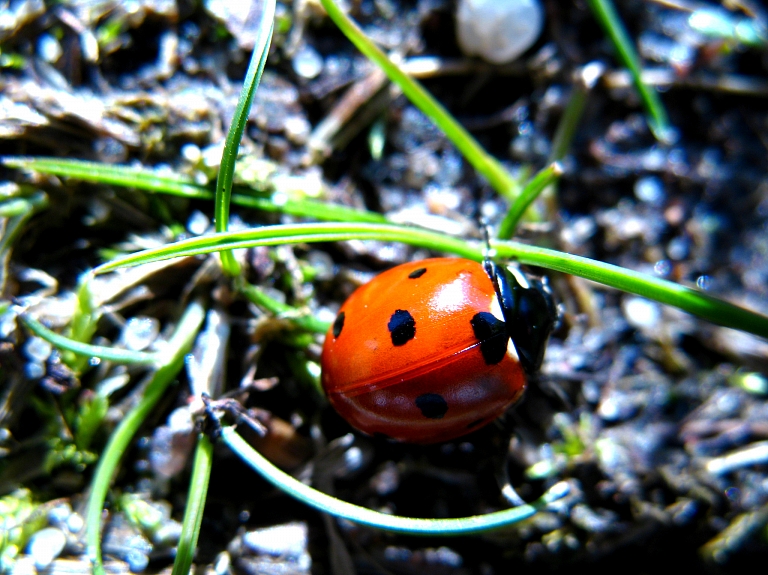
(456, 0, 544, 64)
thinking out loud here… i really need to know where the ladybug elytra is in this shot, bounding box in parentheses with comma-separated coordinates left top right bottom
(320, 257, 556, 443)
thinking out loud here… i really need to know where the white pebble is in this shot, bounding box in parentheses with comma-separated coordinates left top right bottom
(456, 0, 544, 64)
(37, 34, 62, 63)
(622, 297, 661, 330)
(187, 210, 211, 235)
(242, 523, 310, 570)
(706, 441, 768, 475)
(27, 527, 66, 570)
(634, 176, 664, 205)
(24, 336, 52, 363)
(292, 44, 324, 79)
(284, 116, 311, 145)
(121, 316, 160, 351)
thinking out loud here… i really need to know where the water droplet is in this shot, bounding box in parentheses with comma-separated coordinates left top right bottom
(696, 275, 712, 290)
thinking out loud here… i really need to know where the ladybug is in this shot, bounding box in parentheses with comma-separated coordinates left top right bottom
(321, 257, 557, 443)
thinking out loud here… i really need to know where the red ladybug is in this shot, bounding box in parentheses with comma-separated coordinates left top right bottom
(321, 257, 556, 443)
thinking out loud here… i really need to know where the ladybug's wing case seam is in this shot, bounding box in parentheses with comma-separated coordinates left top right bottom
(325, 340, 487, 397)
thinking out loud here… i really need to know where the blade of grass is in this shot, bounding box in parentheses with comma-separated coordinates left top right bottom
(0, 196, 42, 217)
(215, 0, 276, 276)
(239, 280, 331, 334)
(490, 240, 768, 339)
(21, 315, 159, 365)
(2, 157, 387, 224)
(498, 162, 563, 240)
(64, 275, 100, 372)
(586, 0, 674, 143)
(92, 223, 768, 339)
(221, 426, 569, 534)
(0, 190, 48, 291)
(93, 223, 479, 273)
(318, 0, 520, 200)
(171, 434, 213, 575)
(549, 64, 603, 164)
(85, 300, 205, 575)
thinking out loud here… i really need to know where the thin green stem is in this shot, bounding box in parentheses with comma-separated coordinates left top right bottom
(93, 223, 479, 274)
(549, 64, 602, 164)
(0, 190, 48, 291)
(64, 276, 99, 372)
(91, 223, 768, 339)
(22, 316, 159, 365)
(318, 0, 519, 199)
(215, 1, 276, 276)
(491, 240, 768, 339)
(498, 162, 563, 240)
(2, 157, 387, 224)
(171, 435, 213, 575)
(239, 280, 330, 334)
(221, 426, 569, 534)
(85, 301, 205, 575)
(587, 0, 674, 143)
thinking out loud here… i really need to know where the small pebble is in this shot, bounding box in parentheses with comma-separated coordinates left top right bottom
(634, 176, 664, 205)
(706, 441, 768, 475)
(292, 44, 324, 79)
(121, 317, 160, 351)
(26, 527, 66, 570)
(187, 210, 211, 235)
(622, 297, 661, 330)
(23, 336, 52, 363)
(242, 522, 311, 571)
(37, 33, 62, 63)
(456, 0, 544, 64)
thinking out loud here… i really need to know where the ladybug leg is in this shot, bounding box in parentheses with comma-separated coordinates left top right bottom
(197, 393, 268, 439)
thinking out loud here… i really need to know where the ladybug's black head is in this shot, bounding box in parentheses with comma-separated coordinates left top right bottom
(484, 260, 557, 374)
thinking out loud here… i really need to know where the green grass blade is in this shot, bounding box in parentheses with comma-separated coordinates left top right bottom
(215, 1, 276, 276)
(21, 315, 159, 365)
(171, 435, 213, 575)
(64, 275, 100, 371)
(91, 223, 768, 339)
(492, 240, 768, 339)
(239, 280, 330, 334)
(2, 156, 206, 195)
(0, 190, 48, 290)
(587, 0, 674, 142)
(0, 195, 44, 217)
(549, 64, 603, 164)
(2, 157, 387, 224)
(318, 0, 519, 199)
(93, 223, 478, 273)
(85, 301, 205, 575)
(221, 426, 569, 534)
(498, 162, 563, 240)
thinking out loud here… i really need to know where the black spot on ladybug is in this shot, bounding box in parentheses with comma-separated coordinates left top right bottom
(332, 311, 345, 338)
(408, 267, 427, 279)
(467, 418, 485, 429)
(388, 309, 415, 346)
(415, 393, 448, 419)
(470, 312, 508, 365)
